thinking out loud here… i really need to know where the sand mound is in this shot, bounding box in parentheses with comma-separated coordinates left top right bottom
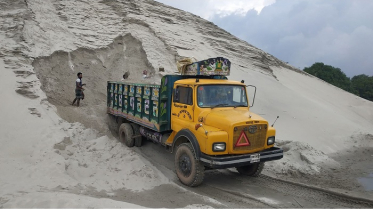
(264, 140, 340, 177)
(345, 133, 373, 148)
(32, 35, 163, 134)
(55, 123, 169, 192)
(264, 134, 373, 194)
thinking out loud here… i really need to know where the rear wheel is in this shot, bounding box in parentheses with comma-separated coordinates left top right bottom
(130, 123, 142, 147)
(119, 123, 134, 147)
(175, 143, 204, 187)
(236, 162, 264, 177)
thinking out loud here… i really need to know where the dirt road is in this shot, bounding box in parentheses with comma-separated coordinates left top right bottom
(134, 141, 373, 208)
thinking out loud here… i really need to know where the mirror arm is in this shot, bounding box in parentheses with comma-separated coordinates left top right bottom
(246, 85, 257, 107)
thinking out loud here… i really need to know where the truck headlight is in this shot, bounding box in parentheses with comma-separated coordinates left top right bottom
(213, 143, 226, 152)
(267, 136, 275, 145)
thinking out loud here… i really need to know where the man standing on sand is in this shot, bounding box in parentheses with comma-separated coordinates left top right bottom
(72, 72, 86, 107)
(143, 70, 147, 79)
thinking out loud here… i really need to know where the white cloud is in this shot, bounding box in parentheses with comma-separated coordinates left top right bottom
(155, 0, 276, 20)
(205, 0, 276, 18)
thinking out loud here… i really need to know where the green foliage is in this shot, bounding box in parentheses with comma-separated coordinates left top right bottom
(303, 62, 373, 102)
(351, 74, 373, 101)
(303, 62, 353, 92)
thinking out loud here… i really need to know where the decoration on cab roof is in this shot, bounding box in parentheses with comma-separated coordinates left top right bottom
(177, 57, 231, 76)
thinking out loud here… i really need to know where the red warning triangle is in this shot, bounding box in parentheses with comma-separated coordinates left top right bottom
(235, 130, 250, 147)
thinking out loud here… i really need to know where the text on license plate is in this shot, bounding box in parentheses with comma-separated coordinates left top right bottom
(250, 154, 260, 163)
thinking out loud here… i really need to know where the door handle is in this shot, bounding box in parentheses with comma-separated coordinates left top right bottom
(184, 105, 187, 108)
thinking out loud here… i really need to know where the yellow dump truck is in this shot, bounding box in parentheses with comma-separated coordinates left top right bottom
(107, 57, 283, 186)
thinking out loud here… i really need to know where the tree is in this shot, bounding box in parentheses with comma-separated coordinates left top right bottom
(351, 74, 373, 101)
(303, 62, 353, 92)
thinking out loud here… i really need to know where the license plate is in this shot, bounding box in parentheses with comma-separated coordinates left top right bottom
(250, 154, 260, 163)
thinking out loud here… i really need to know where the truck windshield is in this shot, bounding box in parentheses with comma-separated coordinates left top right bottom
(197, 85, 248, 108)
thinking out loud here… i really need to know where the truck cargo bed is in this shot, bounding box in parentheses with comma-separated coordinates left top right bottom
(107, 75, 227, 132)
(107, 81, 165, 131)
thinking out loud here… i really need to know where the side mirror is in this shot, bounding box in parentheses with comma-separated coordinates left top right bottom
(173, 88, 179, 103)
(246, 85, 256, 107)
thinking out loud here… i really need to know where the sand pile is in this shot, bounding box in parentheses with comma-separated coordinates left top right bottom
(0, 1, 192, 207)
(264, 140, 340, 177)
(54, 123, 170, 192)
(0, 60, 161, 208)
(32, 35, 162, 134)
(1, 0, 373, 208)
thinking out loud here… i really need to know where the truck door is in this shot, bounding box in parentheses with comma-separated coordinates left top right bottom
(172, 85, 194, 129)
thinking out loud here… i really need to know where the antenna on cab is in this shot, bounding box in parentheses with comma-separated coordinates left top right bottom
(271, 116, 279, 127)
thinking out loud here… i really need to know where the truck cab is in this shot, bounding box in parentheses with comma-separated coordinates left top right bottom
(168, 78, 282, 186)
(171, 78, 276, 154)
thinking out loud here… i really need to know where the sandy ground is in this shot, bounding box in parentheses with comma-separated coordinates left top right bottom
(1, 0, 373, 208)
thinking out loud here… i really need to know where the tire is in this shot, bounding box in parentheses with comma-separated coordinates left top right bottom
(119, 123, 134, 147)
(130, 123, 142, 147)
(175, 143, 204, 187)
(236, 162, 264, 177)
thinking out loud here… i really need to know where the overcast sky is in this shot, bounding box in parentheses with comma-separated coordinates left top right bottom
(155, 0, 373, 77)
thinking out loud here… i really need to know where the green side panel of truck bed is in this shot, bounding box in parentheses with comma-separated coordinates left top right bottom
(107, 80, 165, 132)
(107, 75, 182, 132)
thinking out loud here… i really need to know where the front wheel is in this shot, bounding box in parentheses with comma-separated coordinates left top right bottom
(175, 143, 204, 187)
(236, 162, 264, 177)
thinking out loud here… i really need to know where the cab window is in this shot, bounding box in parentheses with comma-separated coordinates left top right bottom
(174, 86, 193, 105)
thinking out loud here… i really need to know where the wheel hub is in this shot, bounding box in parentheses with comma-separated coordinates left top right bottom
(179, 153, 191, 177)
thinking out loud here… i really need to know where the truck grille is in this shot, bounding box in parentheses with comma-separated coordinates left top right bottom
(233, 124, 267, 151)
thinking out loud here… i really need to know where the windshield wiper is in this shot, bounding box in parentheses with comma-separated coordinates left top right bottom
(234, 105, 248, 108)
(212, 103, 229, 108)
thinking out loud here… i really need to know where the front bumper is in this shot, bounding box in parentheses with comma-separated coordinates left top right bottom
(199, 147, 283, 169)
